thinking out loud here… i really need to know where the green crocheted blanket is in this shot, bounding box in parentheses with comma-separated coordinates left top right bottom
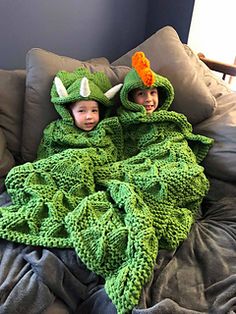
(0, 111, 213, 314)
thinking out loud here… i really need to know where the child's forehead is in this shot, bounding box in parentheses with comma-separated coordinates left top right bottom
(74, 100, 99, 108)
(132, 87, 158, 93)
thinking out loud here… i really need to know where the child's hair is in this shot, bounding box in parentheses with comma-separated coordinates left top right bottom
(128, 87, 167, 109)
(68, 101, 105, 120)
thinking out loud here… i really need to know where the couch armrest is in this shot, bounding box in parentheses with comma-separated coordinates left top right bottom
(198, 53, 236, 80)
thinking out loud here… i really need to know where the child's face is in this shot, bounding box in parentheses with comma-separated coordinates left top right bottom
(70, 100, 99, 131)
(132, 87, 159, 114)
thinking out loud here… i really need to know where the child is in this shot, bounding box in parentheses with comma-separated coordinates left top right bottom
(111, 52, 215, 251)
(69, 98, 100, 131)
(116, 51, 213, 207)
(0, 67, 124, 244)
(37, 68, 123, 159)
(130, 86, 159, 114)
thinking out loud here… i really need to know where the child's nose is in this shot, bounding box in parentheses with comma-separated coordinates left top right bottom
(146, 93, 152, 101)
(86, 112, 92, 119)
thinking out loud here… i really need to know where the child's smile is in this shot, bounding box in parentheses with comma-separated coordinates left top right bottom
(132, 88, 159, 114)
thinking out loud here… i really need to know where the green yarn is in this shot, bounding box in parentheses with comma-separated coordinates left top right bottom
(0, 65, 214, 313)
(65, 182, 158, 314)
(0, 112, 212, 314)
(120, 67, 174, 113)
(51, 67, 115, 124)
(37, 115, 123, 161)
(0, 117, 122, 247)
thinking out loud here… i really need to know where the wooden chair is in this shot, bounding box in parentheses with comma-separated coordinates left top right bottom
(198, 53, 236, 82)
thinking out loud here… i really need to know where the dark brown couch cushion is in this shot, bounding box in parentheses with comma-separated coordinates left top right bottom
(22, 48, 130, 162)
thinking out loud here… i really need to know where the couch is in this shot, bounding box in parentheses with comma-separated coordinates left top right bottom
(0, 26, 236, 314)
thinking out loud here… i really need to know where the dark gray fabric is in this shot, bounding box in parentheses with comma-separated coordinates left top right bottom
(0, 240, 54, 314)
(133, 197, 236, 314)
(0, 191, 11, 207)
(1, 194, 236, 314)
(194, 92, 236, 182)
(206, 176, 236, 202)
(70, 196, 236, 314)
(0, 240, 103, 314)
(77, 288, 117, 314)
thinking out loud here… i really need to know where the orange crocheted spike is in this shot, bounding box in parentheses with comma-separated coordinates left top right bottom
(141, 68, 155, 87)
(132, 52, 150, 71)
(132, 51, 155, 87)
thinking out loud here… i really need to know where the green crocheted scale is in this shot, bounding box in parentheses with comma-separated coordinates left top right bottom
(0, 65, 213, 314)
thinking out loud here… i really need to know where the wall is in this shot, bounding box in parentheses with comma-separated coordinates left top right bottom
(0, 0, 148, 69)
(188, 0, 236, 63)
(146, 0, 195, 43)
(0, 0, 194, 69)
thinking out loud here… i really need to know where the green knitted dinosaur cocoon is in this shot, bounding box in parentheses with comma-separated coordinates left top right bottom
(0, 59, 213, 314)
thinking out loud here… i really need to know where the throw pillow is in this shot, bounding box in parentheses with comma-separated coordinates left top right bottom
(112, 25, 217, 126)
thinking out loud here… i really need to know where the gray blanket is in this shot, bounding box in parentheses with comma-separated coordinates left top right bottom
(134, 196, 236, 314)
(0, 237, 104, 313)
(1, 190, 236, 314)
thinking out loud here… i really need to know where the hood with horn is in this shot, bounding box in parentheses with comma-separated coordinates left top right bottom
(51, 67, 122, 123)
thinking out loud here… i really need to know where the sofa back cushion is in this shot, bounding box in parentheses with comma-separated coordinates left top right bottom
(183, 44, 232, 99)
(112, 25, 217, 126)
(0, 69, 26, 162)
(22, 48, 130, 162)
(182, 44, 236, 182)
(0, 69, 25, 190)
(0, 129, 15, 192)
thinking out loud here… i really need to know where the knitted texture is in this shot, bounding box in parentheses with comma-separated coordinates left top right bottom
(37, 115, 124, 161)
(120, 58, 174, 113)
(0, 117, 122, 246)
(0, 61, 214, 313)
(0, 114, 212, 314)
(51, 67, 115, 124)
(51, 67, 113, 105)
(65, 108, 212, 313)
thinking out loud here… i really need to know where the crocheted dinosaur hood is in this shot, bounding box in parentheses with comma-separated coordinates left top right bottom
(120, 51, 174, 114)
(51, 67, 122, 125)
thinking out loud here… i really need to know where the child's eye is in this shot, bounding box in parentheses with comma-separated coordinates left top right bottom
(92, 109, 98, 113)
(150, 88, 158, 95)
(78, 109, 84, 113)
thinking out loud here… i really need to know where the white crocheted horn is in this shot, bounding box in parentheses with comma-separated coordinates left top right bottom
(54, 77, 68, 98)
(104, 83, 123, 99)
(80, 77, 91, 97)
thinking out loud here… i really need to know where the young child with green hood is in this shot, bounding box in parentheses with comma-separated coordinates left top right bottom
(115, 52, 213, 211)
(38, 67, 123, 160)
(98, 51, 213, 218)
(0, 67, 124, 245)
